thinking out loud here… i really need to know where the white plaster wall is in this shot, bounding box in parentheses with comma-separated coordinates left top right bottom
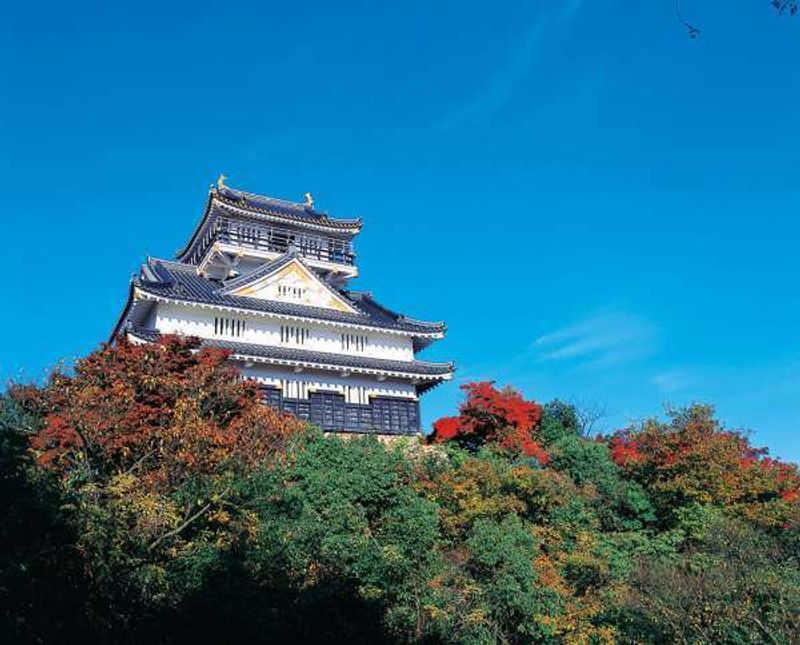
(312, 326, 413, 360)
(238, 364, 418, 403)
(153, 302, 416, 361)
(155, 303, 211, 336)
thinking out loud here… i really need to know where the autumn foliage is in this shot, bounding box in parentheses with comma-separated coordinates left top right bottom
(430, 382, 548, 463)
(21, 335, 304, 491)
(2, 354, 800, 643)
(607, 405, 800, 529)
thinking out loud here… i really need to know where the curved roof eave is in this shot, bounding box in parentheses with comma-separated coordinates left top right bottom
(133, 285, 446, 338)
(109, 281, 136, 342)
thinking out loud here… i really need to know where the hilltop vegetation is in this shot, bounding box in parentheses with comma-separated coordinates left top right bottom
(1, 337, 798, 643)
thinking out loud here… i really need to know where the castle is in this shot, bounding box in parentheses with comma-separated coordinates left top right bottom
(112, 179, 453, 435)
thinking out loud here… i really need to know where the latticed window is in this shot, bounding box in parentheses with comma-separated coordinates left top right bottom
(280, 325, 309, 345)
(214, 316, 246, 337)
(341, 333, 368, 352)
(259, 386, 282, 409)
(371, 397, 419, 433)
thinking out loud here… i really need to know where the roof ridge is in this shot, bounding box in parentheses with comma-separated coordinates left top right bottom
(213, 187, 363, 226)
(221, 188, 311, 211)
(357, 292, 403, 319)
(350, 292, 446, 330)
(142, 257, 177, 284)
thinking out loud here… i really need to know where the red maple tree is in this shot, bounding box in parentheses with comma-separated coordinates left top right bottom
(431, 382, 548, 463)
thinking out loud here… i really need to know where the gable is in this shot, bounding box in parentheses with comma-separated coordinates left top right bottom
(226, 259, 357, 313)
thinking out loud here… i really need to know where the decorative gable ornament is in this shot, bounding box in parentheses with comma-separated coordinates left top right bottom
(220, 255, 357, 313)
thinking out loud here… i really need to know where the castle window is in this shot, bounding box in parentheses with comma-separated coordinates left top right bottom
(341, 333, 368, 352)
(278, 284, 305, 300)
(280, 325, 309, 345)
(214, 316, 246, 337)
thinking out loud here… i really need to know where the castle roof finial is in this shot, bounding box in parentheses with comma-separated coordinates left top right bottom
(217, 174, 228, 190)
(303, 192, 314, 209)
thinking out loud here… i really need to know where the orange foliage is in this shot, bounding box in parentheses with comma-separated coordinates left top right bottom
(21, 335, 305, 491)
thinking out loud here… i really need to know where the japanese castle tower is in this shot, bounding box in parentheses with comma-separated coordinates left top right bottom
(113, 179, 453, 435)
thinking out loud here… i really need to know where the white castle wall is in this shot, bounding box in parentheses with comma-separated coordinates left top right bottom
(154, 302, 415, 361)
(238, 364, 417, 404)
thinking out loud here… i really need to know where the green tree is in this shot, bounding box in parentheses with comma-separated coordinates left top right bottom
(622, 513, 800, 643)
(0, 394, 91, 643)
(236, 434, 443, 642)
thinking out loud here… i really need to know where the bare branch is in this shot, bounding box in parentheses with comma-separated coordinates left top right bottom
(675, 0, 701, 38)
(147, 486, 232, 552)
(570, 398, 608, 437)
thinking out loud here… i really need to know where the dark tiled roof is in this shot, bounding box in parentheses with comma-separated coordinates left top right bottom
(131, 257, 447, 337)
(216, 187, 363, 229)
(127, 327, 454, 380)
(176, 187, 362, 262)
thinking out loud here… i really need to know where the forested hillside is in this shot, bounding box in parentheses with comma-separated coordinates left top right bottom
(2, 337, 798, 643)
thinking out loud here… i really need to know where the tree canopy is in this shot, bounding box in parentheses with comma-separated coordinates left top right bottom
(1, 339, 799, 643)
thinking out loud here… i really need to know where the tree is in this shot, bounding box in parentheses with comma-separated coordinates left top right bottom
(0, 394, 93, 643)
(25, 335, 303, 493)
(413, 447, 624, 643)
(181, 433, 444, 643)
(622, 514, 800, 643)
(430, 382, 548, 463)
(606, 404, 800, 529)
(4, 343, 800, 643)
(10, 335, 306, 634)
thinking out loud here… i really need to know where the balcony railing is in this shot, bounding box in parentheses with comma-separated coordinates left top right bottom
(212, 217, 356, 266)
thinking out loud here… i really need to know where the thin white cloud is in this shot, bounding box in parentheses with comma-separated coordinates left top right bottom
(652, 369, 695, 394)
(439, 20, 546, 129)
(653, 361, 800, 402)
(533, 306, 657, 369)
(437, 0, 582, 129)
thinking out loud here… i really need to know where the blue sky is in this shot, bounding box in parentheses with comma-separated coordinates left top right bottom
(2, 1, 799, 461)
